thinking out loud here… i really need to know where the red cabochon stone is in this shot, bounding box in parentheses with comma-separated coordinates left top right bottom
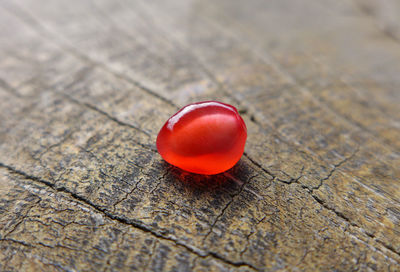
(156, 101, 247, 175)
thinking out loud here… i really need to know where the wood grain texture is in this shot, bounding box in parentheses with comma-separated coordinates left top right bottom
(0, 0, 399, 271)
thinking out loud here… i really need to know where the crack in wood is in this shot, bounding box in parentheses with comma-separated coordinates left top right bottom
(202, 173, 259, 244)
(0, 162, 259, 271)
(311, 147, 360, 192)
(311, 194, 400, 259)
(60, 92, 154, 140)
(2, 197, 41, 239)
(0, 238, 34, 248)
(240, 154, 400, 260)
(112, 177, 144, 213)
(240, 215, 267, 258)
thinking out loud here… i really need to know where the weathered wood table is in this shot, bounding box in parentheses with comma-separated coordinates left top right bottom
(1, 0, 399, 271)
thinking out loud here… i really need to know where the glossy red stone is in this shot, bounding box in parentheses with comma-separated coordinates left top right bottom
(156, 101, 247, 175)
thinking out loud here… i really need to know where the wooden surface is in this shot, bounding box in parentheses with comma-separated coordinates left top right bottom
(1, 0, 400, 271)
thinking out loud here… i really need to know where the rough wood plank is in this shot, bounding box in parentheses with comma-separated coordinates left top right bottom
(0, 0, 399, 271)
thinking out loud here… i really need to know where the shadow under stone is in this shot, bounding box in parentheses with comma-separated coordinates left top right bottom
(159, 158, 255, 196)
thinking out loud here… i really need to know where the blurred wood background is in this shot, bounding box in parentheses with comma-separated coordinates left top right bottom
(1, 0, 400, 271)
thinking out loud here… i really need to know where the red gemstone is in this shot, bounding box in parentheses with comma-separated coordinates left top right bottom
(156, 101, 247, 175)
